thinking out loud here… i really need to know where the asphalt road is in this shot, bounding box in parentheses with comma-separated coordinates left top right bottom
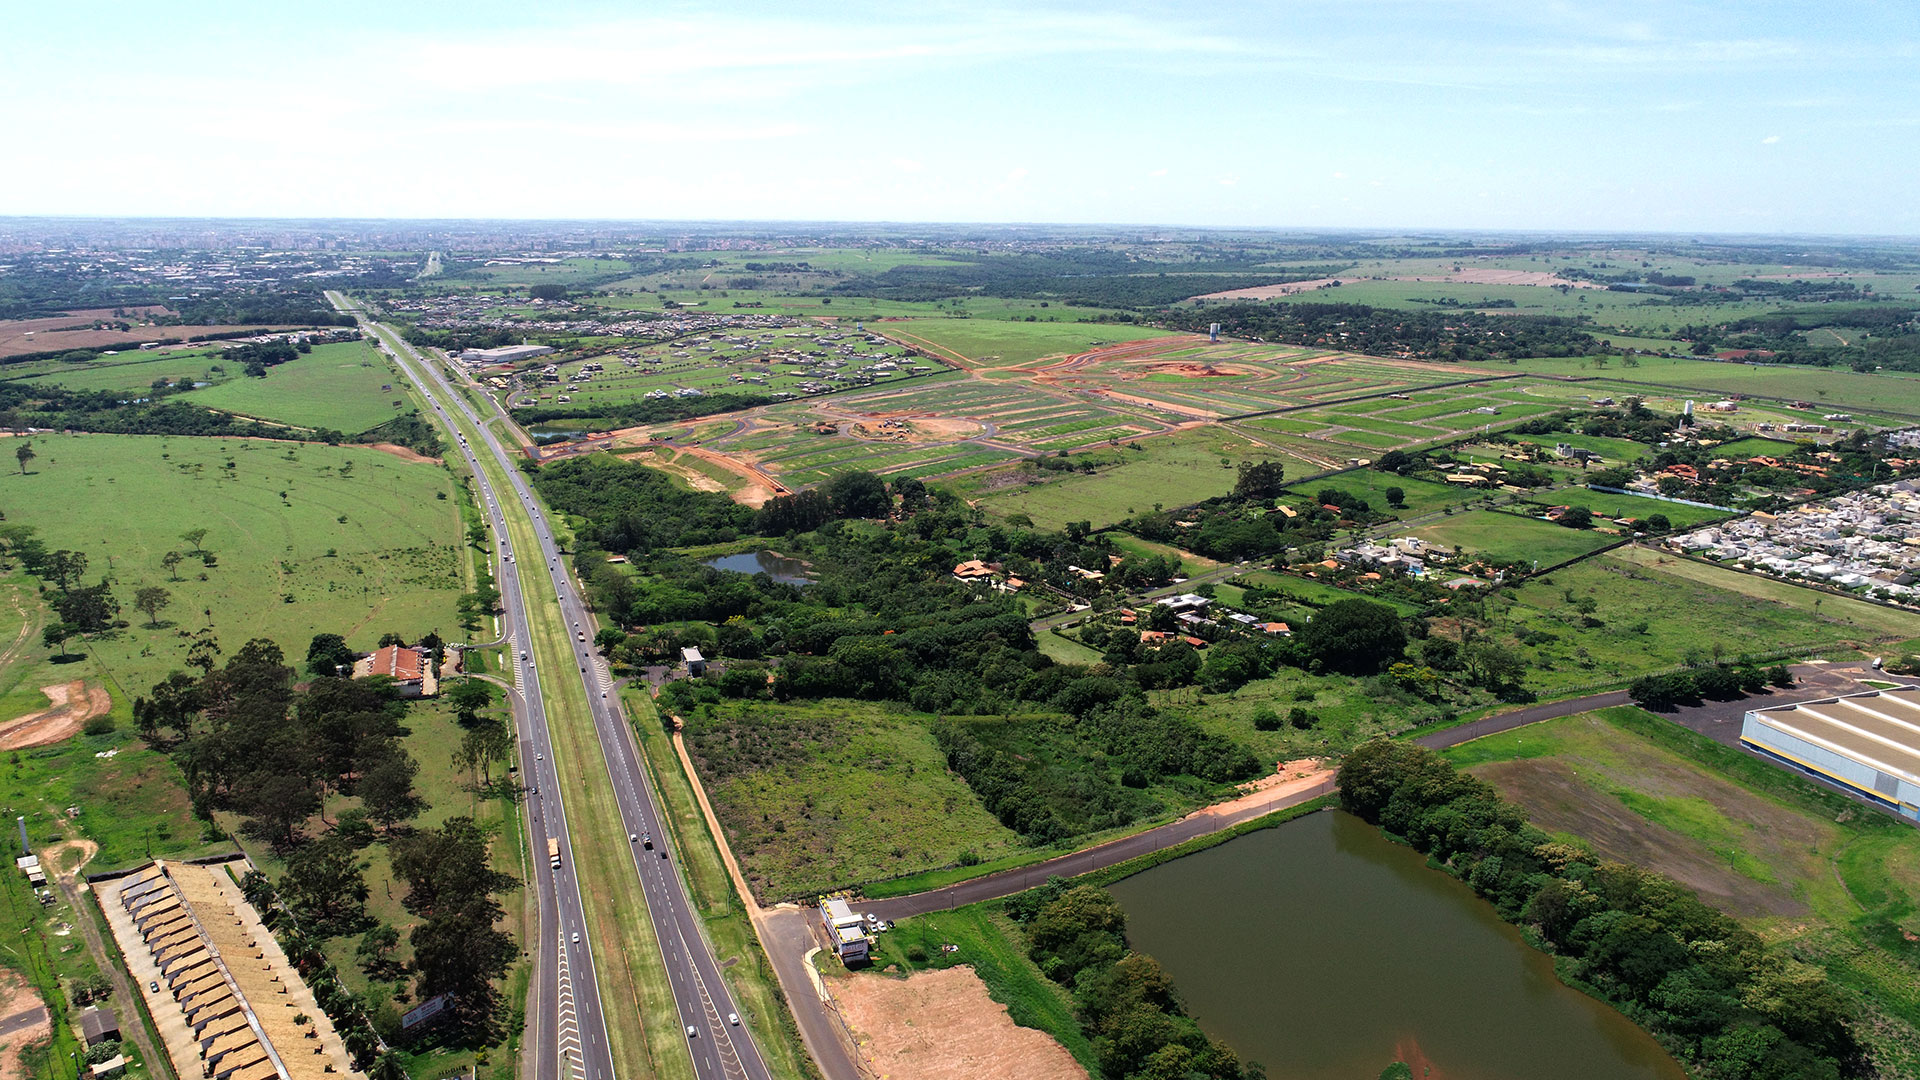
(864, 775, 1336, 921)
(336, 296, 771, 1080)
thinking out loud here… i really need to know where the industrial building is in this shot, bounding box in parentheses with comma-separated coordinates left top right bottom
(1741, 688, 1920, 821)
(456, 344, 554, 366)
(97, 858, 363, 1080)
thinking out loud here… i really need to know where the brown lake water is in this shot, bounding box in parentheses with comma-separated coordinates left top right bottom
(1106, 810, 1688, 1080)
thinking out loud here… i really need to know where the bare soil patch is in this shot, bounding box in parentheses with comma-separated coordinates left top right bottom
(0, 308, 316, 358)
(1138, 362, 1255, 378)
(834, 966, 1086, 1080)
(1473, 757, 1810, 917)
(39, 839, 98, 884)
(0, 967, 48, 1080)
(850, 415, 982, 443)
(0, 681, 109, 750)
(365, 442, 441, 464)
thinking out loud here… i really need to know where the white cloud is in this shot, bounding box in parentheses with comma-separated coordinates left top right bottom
(1762, 134, 1782, 144)
(1149, 168, 1169, 177)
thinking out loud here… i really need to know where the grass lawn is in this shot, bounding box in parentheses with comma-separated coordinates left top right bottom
(967, 429, 1315, 529)
(184, 340, 410, 434)
(1608, 546, 1920, 641)
(1509, 431, 1651, 463)
(1711, 436, 1808, 458)
(1106, 532, 1223, 578)
(1441, 706, 1920, 1077)
(681, 699, 1022, 901)
(1519, 487, 1732, 529)
(1484, 552, 1908, 695)
(887, 319, 1180, 367)
(8, 347, 226, 393)
(1409, 509, 1617, 565)
(0, 433, 464, 699)
(1166, 670, 1485, 761)
(1503, 355, 1920, 416)
(1287, 469, 1461, 516)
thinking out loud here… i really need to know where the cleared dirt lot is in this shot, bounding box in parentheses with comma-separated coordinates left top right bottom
(0, 308, 314, 358)
(834, 966, 1085, 1080)
(0, 680, 109, 750)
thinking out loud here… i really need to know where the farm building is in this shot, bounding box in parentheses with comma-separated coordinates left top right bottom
(682, 647, 707, 676)
(1741, 688, 1920, 821)
(79, 1006, 119, 1046)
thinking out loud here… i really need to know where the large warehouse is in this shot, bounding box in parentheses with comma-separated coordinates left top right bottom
(1741, 687, 1920, 821)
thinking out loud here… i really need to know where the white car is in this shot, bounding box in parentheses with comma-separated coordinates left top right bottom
(686, 1025, 698, 1039)
(571, 932, 580, 944)
(728, 1012, 739, 1026)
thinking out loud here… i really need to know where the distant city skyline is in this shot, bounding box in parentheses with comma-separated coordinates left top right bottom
(7, 1, 1917, 234)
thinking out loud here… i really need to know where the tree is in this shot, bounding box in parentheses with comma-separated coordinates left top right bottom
(1646, 513, 1671, 532)
(445, 679, 492, 725)
(306, 633, 356, 677)
(160, 549, 184, 580)
(1297, 598, 1407, 675)
(280, 838, 370, 935)
(1384, 486, 1407, 509)
(14, 441, 32, 475)
(52, 581, 118, 635)
(1629, 671, 1700, 712)
(1233, 460, 1287, 501)
(594, 627, 628, 652)
(824, 470, 891, 519)
(181, 527, 209, 554)
(41, 622, 73, 657)
(46, 549, 87, 591)
(356, 924, 405, 981)
(358, 746, 423, 827)
(1558, 506, 1594, 529)
(134, 585, 172, 627)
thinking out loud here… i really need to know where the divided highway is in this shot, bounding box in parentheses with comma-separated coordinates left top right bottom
(332, 294, 772, 1080)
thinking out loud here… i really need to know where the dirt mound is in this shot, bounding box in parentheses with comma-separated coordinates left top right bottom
(0, 681, 109, 750)
(834, 966, 1086, 1080)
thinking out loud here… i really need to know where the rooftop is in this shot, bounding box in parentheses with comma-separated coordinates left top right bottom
(1747, 688, 1920, 786)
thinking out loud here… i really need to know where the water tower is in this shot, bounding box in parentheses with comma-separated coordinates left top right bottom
(1209, 323, 1220, 344)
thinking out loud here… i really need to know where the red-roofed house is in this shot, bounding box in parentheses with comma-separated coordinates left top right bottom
(355, 645, 438, 697)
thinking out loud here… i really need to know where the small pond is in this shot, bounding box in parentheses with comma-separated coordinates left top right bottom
(704, 550, 815, 586)
(1106, 810, 1687, 1080)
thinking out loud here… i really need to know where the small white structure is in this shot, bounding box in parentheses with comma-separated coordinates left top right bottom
(820, 898, 871, 962)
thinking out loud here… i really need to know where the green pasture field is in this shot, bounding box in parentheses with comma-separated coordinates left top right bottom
(1106, 532, 1224, 578)
(681, 698, 1021, 901)
(7, 346, 228, 392)
(1442, 706, 1920, 1076)
(1288, 468, 1461, 516)
(537, 327, 931, 413)
(1608, 546, 1920, 640)
(1381, 397, 1496, 421)
(885, 319, 1181, 367)
(184, 340, 408, 434)
(1488, 551, 1912, 695)
(1239, 415, 1331, 435)
(1243, 571, 1422, 615)
(1503, 355, 1920, 416)
(1409, 509, 1617, 565)
(963, 429, 1315, 530)
(1519, 487, 1731, 529)
(1168, 664, 1481, 760)
(0, 433, 465, 696)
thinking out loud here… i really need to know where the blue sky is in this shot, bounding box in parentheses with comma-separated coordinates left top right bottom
(5, 1, 1916, 233)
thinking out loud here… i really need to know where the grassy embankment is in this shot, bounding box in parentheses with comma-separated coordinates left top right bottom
(1443, 707, 1920, 1076)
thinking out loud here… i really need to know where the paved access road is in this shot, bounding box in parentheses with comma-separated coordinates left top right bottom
(336, 295, 772, 1080)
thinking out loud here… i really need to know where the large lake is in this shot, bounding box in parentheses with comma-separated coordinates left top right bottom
(1106, 811, 1687, 1080)
(704, 550, 814, 585)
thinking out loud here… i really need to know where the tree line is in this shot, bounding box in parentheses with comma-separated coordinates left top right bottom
(1340, 739, 1858, 1080)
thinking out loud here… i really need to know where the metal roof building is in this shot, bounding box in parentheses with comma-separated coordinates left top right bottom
(1741, 687, 1920, 821)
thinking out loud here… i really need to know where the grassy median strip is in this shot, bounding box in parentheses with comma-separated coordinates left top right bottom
(626, 691, 817, 1080)
(381, 327, 689, 1080)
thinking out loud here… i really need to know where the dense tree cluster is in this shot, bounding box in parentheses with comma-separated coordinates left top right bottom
(1340, 740, 1859, 1079)
(1008, 882, 1262, 1080)
(1162, 302, 1600, 362)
